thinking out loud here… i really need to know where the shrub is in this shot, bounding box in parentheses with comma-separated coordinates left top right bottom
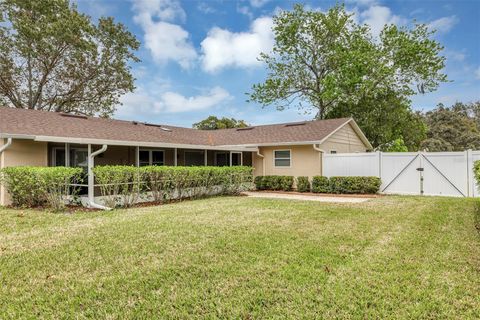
(93, 166, 254, 208)
(312, 176, 330, 193)
(0, 166, 83, 210)
(94, 165, 143, 208)
(474, 161, 480, 233)
(311, 176, 381, 194)
(296, 176, 310, 192)
(329, 176, 381, 194)
(254, 176, 266, 190)
(254, 175, 293, 191)
(474, 160, 480, 187)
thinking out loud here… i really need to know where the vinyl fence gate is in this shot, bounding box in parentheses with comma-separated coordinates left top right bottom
(323, 151, 480, 197)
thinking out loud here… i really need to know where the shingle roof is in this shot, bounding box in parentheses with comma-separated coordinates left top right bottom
(0, 107, 355, 147)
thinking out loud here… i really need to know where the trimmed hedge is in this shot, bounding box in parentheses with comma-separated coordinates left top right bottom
(312, 176, 381, 194)
(93, 166, 254, 208)
(0, 166, 83, 210)
(296, 176, 310, 192)
(312, 176, 330, 193)
(254, 175, 293, 191)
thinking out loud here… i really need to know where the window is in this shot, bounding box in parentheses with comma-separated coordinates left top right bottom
(231, 152, 242, 166)
(215, 152, 229, 166)
(185, 151, 205, 166)
(139, 149, 164, 166)
(53, 148, 66, 166)
(274, 150, 291, 167)
(52, 147, 87, 169)
(151, 151, 164, 165)
(330, 150, 337, 154)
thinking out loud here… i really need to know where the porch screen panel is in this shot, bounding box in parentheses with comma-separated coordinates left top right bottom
(185, 151, 205, 166)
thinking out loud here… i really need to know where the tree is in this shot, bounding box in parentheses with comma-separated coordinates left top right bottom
(249, 4, 445, 149)
(193, 116, 249, 130)
(421, 102, 480, 151)
(383, 138, 409, 152)
(327, 91, 426, 150)
(0, 0, 139, 116)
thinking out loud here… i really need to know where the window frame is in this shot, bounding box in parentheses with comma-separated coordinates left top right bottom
(273, 149, 292, 168)
(139, 149, 165, 166)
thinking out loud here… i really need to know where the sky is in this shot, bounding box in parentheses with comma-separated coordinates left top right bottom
(76, 0, 480, 127)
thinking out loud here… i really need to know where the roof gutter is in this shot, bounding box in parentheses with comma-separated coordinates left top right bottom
(87, 144, 111, 211)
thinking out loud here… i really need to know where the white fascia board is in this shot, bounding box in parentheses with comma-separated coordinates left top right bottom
(0, 133, 252, 152)
(218, 140, 325, 148)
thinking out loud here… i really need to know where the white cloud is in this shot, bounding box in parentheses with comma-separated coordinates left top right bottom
(360, 5, 406, 37)
(200, 17, 274, 72)
(250, 0, 271, 8)
(237, 5, 254, 19)
(132, 0, 197, 69)
(197, 2, 216, 14)
(446, 49, 466, 62)
(118, 86, 232, 116)
(160, 87, 232, 112)
(346, 0, 378, 7)
(132, 0, 185, 22)
(141, 21, 198, 68)
(428, 16, 458, 34)
(475, 67, 480, 80)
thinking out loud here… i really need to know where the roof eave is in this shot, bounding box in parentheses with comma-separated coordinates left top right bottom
(0, 133, 255, 152)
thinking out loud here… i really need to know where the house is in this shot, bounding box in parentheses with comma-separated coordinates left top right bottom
(0, 107, 372, 206)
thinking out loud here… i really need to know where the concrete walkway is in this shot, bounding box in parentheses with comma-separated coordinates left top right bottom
(242, 191, 372, 203)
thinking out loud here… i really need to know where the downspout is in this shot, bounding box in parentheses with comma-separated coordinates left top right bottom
(256, 149, 265, 176)
(0, 138, 12, 206)
(0, 137, 13, 155)
(87, 144, 110, 210)
(313, 144, 325, 176)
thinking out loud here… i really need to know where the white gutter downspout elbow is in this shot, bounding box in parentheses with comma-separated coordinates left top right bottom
(313, 144, 325, 153)
(313, 144, 325, 176)
(87, 144, 111, 210)
(256, 149, 265, 176)
(0, 137, 13, 155)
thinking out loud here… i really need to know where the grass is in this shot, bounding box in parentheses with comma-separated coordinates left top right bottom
(0, 196, 479, 319)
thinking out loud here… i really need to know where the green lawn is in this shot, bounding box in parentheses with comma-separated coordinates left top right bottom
(1, 196, 479, 319)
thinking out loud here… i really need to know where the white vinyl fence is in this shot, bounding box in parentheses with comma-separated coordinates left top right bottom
(323, 151, 480, 197)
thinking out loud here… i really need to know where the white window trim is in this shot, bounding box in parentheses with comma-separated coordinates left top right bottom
(139, 149, 165, 166)
(273, 149, 292, 168)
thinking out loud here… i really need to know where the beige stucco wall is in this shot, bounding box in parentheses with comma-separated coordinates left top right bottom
(252, 123, 369, 180)
(1, 139, 48, 206)
(253, 145, 322, 179)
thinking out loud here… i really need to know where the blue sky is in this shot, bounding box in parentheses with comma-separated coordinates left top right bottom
(76, 0, 480, 127)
